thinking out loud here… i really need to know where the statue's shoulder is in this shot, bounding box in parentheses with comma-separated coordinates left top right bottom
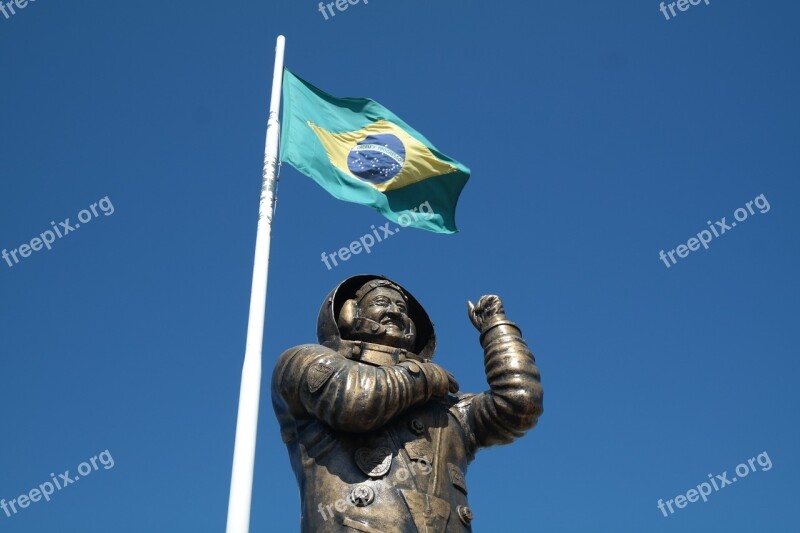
(454, 392, 478, 406)
(273, 344, 341, 387)
(444, 393, 480, 453)
(278, 343, 338, 363)
(441, 392, 478, 412)
(447, 393, 479, 423)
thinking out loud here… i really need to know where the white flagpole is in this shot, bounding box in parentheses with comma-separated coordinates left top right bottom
(226, 34, 285, 533)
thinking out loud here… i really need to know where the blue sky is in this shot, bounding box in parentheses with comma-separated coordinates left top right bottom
(1, 1, 798, 532)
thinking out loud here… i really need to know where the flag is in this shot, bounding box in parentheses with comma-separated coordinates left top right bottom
(279, 69, 470, 234)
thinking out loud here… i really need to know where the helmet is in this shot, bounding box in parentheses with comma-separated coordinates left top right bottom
(316, 274, 436, 362)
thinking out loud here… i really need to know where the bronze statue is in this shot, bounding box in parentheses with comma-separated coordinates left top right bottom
(272, 275, 543, 532)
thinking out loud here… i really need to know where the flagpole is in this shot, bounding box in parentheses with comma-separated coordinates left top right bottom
(226, 34, 285, 533)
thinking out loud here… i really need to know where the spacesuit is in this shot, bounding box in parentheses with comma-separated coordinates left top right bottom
(272, 275, 543, 532)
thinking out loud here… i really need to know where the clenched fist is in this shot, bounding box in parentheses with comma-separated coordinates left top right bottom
(467, 295, 506, 332)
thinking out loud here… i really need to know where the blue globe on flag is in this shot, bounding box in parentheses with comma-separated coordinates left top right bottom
(347, 134, 406, 184)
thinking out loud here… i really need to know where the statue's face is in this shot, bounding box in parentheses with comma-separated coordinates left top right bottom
(358, 287, 415, 349)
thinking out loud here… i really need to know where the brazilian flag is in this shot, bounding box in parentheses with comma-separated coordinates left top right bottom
(280, 69, 470, 234)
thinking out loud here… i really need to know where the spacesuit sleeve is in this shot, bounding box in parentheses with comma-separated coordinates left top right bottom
(459, 319, 543, 450)
(272, 344, 442, 433)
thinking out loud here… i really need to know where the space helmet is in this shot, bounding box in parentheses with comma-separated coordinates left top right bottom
(316, 274, 436, 363)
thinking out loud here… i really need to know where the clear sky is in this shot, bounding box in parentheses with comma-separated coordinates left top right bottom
(1, 1, 798, 532)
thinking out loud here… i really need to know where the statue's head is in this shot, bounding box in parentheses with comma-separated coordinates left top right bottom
(339, 280, 416, 351)
(317, 275, 436, 363)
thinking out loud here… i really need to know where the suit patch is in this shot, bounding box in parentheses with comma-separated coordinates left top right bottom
(448, 463, 468, 495)
(355, 447, 393, 478)
(399, 489, 451, 533)
(404, 440, 432, 464)
(307, 362, 334, 393)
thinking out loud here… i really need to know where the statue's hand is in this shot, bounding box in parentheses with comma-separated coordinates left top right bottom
(467, 295, 506, 331)
(409, 361, 459, 396)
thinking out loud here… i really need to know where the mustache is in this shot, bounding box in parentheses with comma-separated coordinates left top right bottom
(379, 313, 408, 328)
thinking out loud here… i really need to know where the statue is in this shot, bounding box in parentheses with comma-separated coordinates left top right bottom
(272, 275, 544, 532)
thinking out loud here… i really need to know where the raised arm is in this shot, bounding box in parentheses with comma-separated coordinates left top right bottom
(458, 296, 543, 450)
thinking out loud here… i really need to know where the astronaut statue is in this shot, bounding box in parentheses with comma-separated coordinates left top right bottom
(272, 275, 544, 532)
